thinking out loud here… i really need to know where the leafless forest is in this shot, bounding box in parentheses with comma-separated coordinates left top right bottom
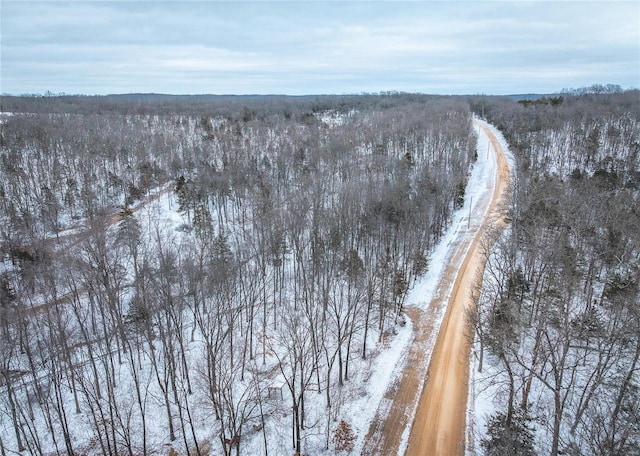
(470, 88, 640, 456)
(1, 94, 474, 455)
(1, 89, 638, 456)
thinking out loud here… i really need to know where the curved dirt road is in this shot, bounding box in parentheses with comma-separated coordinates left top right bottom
(362, 120, 512, 455)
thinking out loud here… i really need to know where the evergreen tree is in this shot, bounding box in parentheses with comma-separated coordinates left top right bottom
(192, 202, 213, 240)
(481, 409, 536, 456)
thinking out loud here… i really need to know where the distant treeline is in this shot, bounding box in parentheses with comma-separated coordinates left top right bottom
(1, 92, 462, 118)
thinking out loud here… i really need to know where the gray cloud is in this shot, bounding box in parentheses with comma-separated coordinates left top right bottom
(1, 1, 638, 95)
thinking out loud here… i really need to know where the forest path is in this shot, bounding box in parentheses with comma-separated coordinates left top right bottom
(2, 181, 174, 257)
(52, 181, 174, 248)
(362, 119, 511, 455)
(19, 181, 175, 316)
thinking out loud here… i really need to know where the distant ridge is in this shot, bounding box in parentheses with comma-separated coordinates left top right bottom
(506, 93, 554, 101)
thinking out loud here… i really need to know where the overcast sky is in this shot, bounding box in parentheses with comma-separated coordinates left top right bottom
(1, 1, 639, 95)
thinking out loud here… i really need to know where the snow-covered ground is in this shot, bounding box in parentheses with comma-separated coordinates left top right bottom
(465, 121, 517, 456)
(352, 118, 508, 454)
(465, 114, 640, 456)
(242, 119, 507, 454)
(0, 118, 508, 455)
(407, 119, 504, 314)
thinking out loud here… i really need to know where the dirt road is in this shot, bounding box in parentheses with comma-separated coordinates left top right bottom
(362, 120, 511, 455)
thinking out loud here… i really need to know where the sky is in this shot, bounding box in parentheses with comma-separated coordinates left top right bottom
(1, 1, 639, 96)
